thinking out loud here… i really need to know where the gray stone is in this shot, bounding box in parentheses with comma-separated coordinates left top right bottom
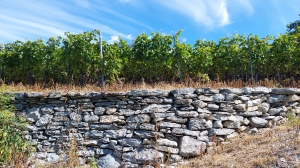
(176, 110, 198, 118)
(213, 94, 225, 103)
(179, 136, 206, 157)
(251, 87, 271, 94)
(250, 117, 268, 127)
(134, 130, 164, 139)
(95, 148, 113, 155)
(207, 104, 219, 110)
(104, 129, 127, 139)
(242, 87, 252, 94)
(106, 108, 117, 115)
(36, 114, 52, 126)
(166, 116, 188, 124)
(118, 138, 142, 147)
(152, 112, 175, 118)
(213, 120, 223, 128)
(156, 146, 179, 154)
(174, 99, 192, 105)
(269, 106, 287, 115)
(156, 138, 177, 147)
(99, 115, 125, 124)
(69, 112, 82, 122)
(83, 114, 99, 123)
(122, 148, 165, 164)
(271, 88, 299, 95)
(286, 95, 300, 102)
(47, 153, 60, 162)
(247, 106, 258, 112)
(118, 109, 140, 116)
(198, 95, 213, 102)
(258, 103, 270, 113)
(240, 111, 262, 117)
(48, 92, 62, 98)
(126, 114, 150, 123)
(191, 100, 207, 108)
(85, 130, 104, 138)
(40, 106, 54, 114)
(25, 92, 48, 98)
(129, 90, 169, 97)
(94, 107, 106, 115)
(225, 94, 237, 101)
(159, 122, 181, 128)
(219, 88, 243, 95)
(234, 104, 246, 111)
(97, 154, 121, 168)
(172, 128, 200, 137)
(268, 95, 287, 103)
(26, 107, 41, 122)
(209, 128, 235, 136)
(223, 121, 241, 128)
(171, 88, 195, 97)
(188, 118, 212, 130)
(139, 123, 156, 131)
(141, 104, 172, 113)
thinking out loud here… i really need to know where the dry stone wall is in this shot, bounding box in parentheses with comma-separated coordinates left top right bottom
(11, 87, 300, 167)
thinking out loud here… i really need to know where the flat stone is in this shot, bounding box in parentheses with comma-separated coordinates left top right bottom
(25, 92, 48, 98)
(179, 136, 206, 157)
(191, 100, 207, 108)
(176, 110, 198, 118)
(134, 130, 164, 139)
(198, 95, 213, 102)
(271, 88, 299, 95)
(104, 129, 127, 139)
(223, 121, 241, 128)
(26, 107, 41, 122)
(207, 104, 219, 110)
(36, 114, 52, 126)
(286, 95, 300, 102)
(213, 94, 225, 103)
(156, 138, 177, 147)
(251, 87, 271, 94)
(141, 104, 172, 113)
(240, 111, 262, 117)
(83, 114, 99, 123)
(258, 103, 270, 113)
(188, 118, 212, 130)
(99, 115, 125, 124)
(172, 128, 200, 137)
(171, 88, 195, 97)
(118, 138, 142, 147)
(97, 154, 121, 168)
(268, 95, 287, 103)
(209, 128, 235, 136)
(174, 99, 192, 105)
(269, 106, 287, 115)
(219, 88, 243, 95)
(156, 146, 179, 154)
(250, 117, 268, 127)
(122, 148, 165, 164)
(126, 114, 150, 123)
(139, 123, 156, 131)
(159, 122, 181, 128)
(94, 107, 106, 115)
(166, 116, 188, 124)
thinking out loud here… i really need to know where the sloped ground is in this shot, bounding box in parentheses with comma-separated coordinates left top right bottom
(179, 119, 300, 168)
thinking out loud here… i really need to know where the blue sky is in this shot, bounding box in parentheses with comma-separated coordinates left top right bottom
(1, 0, 300, 45)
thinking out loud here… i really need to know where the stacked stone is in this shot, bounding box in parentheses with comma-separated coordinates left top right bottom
(11, 87, 300, 167)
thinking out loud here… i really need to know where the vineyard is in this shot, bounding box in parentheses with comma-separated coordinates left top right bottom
(0, 27, 300, 87)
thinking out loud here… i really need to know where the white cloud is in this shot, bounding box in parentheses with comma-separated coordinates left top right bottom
(108, 35, 120, 44)
(156, 0, 231, 28)
(237, 0, 254, 14)
(181, 37, 187, 43)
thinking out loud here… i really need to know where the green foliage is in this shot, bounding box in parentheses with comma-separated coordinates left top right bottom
(1, 25, 300, 85)
(0, 92, 33, 165)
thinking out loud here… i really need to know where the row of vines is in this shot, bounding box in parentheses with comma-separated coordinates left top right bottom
(0, 28, 300, 86)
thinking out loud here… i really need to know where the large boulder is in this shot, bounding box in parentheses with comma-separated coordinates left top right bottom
(97, 154, 121, 168)
(179, 136, 206, 157)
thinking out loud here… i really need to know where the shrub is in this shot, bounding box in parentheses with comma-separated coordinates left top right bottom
(0, 92, 34, 166)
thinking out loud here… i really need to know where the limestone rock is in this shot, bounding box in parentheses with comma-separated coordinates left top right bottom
(213, 94, 225, 103)
(97, 154, 121, 168)
(179, 136, 206, 157)
(250, 117, 268, 127)
(188, 118, 212, 130)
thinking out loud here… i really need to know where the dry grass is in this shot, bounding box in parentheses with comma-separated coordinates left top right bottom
(179, 118, 300, 168)
(1, 78, 298, 93)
